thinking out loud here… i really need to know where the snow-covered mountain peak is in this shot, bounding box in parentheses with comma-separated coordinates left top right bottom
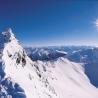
(0, 28, 17, 49)
(1, 29, 98, 98)
(2, 28, 16, 41)
(1, 29, 58, 98)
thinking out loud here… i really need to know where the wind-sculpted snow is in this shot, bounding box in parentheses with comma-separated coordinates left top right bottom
(0, 29, 98, 98)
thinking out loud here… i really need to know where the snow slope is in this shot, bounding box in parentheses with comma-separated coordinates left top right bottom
(1, 28, 98, 98)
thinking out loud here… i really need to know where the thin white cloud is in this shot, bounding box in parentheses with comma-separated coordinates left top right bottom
(94, 19, 98, 28)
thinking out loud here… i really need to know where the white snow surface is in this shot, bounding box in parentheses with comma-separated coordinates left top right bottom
(56, 50, 67, 54)
(2, 29, 98, 98)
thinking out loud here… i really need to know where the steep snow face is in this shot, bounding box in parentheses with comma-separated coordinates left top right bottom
(36, 58, 98, 98)
(1, 29, 98, 98)
(2, 29, 58, 98)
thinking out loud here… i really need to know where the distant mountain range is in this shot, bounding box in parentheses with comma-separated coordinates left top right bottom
(25, 46, 98, 88)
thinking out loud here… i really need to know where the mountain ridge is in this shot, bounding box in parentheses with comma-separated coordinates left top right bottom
(0, 29, 98, 98)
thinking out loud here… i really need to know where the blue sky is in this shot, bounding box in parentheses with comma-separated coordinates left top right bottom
(0, 0, 98, 46)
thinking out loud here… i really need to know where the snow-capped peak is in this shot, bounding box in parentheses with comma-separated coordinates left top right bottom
(1, 29, 98, 98)
(2, 28, 16, 41)
(1, 29, 58, 98)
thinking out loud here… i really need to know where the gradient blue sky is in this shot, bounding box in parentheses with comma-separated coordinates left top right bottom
(0, 0, 98, 46)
